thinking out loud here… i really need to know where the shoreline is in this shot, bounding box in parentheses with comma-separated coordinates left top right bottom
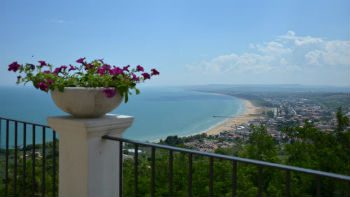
(204, 98, 263, 136)
(143, 95, 264, 142)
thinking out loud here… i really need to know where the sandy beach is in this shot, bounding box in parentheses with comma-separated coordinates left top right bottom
(205, 99, 263, 136)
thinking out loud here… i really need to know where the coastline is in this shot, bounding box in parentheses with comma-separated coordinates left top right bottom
(204, 99, 263, 136)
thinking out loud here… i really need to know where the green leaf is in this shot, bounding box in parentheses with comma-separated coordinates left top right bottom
(124, 93, 129, 103)
(58, 86, 64, 92)
(135, 88, 140, 95)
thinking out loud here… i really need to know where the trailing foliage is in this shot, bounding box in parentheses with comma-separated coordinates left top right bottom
(8, 58, 159, 103)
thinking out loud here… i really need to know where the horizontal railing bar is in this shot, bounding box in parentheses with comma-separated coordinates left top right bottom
(102, 135, 350, 182)
(0, 117, 50, 128)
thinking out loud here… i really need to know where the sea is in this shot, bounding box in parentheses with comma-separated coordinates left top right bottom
(0, 86, 245, 148)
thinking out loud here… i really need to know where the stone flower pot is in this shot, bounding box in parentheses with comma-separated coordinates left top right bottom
(51, 87, 123, 118)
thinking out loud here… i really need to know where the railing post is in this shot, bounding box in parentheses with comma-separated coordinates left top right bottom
(47, 114, 134, 197)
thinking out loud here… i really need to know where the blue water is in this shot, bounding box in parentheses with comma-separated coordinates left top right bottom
(0, 86, 245, 147)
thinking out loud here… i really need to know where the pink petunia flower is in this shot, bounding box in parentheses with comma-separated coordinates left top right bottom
(84, 63, 94, 70)
(53, 67, 61, 74)
(132, 74, 140, 82)
(123, 65, 130, 72)
(69, 64, 77, 71)
(136, 65, 144, 72)
(102, 64, 111, 70)
(38, 61, 47, 66)
(37, 81, 49, 92)
(28, 64, 35, 70)
(76, 57, 86, 63)
(101, 88, 116, 98)
(97, 67, 105, 76)
(47, 79, 54, 84)
(151, 68, 159, 75)
(8, 62, 22, 72)
(60, 65, 68, 71)
(110, 66, 123, 75)
(142, 73, 151, 80)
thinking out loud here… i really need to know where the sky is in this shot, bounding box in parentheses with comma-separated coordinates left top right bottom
(0, 0, 349, 87)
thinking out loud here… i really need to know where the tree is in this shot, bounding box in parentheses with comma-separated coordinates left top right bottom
(163, 136, 183, 146)
(242, 125, 279, 162)
(282, 120, 350, 196)
(336, 107, 349, 132)
(237, 125, 284, 196)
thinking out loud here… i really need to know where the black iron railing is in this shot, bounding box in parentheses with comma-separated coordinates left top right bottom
(102, 135, 350, 197)
(0, 117, 58, 197)
(1, 117, 349, 196)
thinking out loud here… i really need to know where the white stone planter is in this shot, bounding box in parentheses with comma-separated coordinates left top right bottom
(51, 87, 123, 118)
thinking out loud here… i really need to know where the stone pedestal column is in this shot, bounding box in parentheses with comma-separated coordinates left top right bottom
(47, 114, 134, 197)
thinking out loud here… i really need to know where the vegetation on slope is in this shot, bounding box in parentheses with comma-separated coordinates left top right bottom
(0, 108, 349, 196)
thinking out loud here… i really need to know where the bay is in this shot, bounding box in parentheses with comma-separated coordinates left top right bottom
(0, 86, 245, 147)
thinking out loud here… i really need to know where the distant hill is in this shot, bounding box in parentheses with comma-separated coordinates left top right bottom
(184, 84, 350, 93)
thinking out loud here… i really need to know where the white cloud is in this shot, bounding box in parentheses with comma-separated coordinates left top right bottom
(189, 31, 349, 73)
(279, 30, 324, 46)
(285, 65, 302, 71)
(304, 50, 322, 65)
(303, 40, 350, 66)
(323, 40, 350, 66)
(280, 58, 287, 65)
(187, 52, 275, 75)
(256, 41, 292, 56)
(48, 19, 72, 24)
(186, 31, 350, 85)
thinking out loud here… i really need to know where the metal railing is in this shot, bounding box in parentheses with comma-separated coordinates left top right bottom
(1, 117, 349, 196)
(102, 135, 350, 197)
(0, 117, 58, 197)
